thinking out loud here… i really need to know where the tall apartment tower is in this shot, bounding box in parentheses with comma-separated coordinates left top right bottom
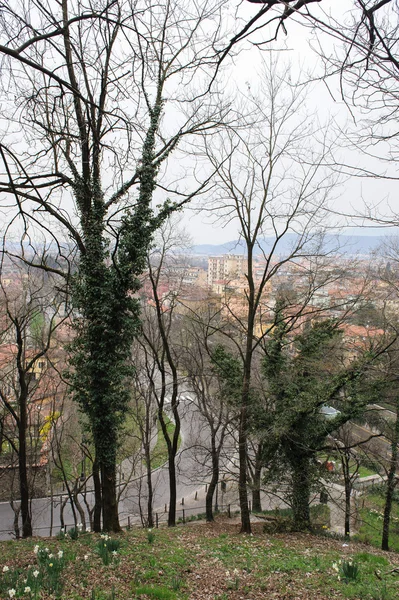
(208, 254, 245, 286)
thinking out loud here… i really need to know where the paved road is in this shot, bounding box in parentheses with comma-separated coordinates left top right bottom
(0, 394, 225, 539)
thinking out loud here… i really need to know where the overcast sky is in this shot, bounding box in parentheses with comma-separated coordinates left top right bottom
(181, 0, 399, 245)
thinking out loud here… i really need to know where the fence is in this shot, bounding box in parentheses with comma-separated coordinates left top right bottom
(0, 501, 242, 540)
(125, 502, 239, 529)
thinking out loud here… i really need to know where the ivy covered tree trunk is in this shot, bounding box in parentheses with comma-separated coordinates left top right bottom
(71, 201, 135, 532)
(101, 462, 120, 532)
(290, 454, 311, 531)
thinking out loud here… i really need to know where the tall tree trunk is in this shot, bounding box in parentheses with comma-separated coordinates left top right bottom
(238, 414, 251, 533)
(239, 245, 255, 535)
(144, 440, 154, 528)
(18, 389, 32, 538)
(239, 367, 252, 533)
(382, 402, 399, 551)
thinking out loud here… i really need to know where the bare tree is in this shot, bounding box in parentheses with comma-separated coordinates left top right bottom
(180, 303, 237, 522)
(139, 222, 192, 526)
(201, 59, 341, 533)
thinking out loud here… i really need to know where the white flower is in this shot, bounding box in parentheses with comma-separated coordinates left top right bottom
(342, 543, 349, 548)
(332, 563, 339, 572)
(233, 568, 239, 576)
(225, 570, 230, 578)
(86, 528, 91, 533)
(84, 555, 89, 561)
(33, 545, 39, 555)
(112, 551, 118, 556)
(48, 553, 54, 559)
(8, 590, 16, 599)
(33, 570, 39, 578)
(3, 566, 9, 572)
(24, 587, 31, 594)
(77, 523, 83, 531)
(45, 547, 49, 553)
(57, 550, 63, 559)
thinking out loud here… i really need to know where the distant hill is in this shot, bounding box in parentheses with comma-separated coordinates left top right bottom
(191, 232, 391, 257)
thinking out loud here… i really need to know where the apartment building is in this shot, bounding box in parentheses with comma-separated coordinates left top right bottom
(208, 254, 246, 286)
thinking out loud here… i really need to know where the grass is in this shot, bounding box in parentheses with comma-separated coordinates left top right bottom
(357, 465, 377, 478)
(1, 518, 399, 599)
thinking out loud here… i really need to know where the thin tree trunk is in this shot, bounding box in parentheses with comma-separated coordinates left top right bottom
(82, 487, 94, 531)
(49, 485, 54, 537)
(168, 452, 177, 527)
(144, 441, 154, 528)
(238, 369, 251, 533)
(238, 415, 251, 533)
(59, 496, 67, 531)
(206, 450, 219, 522)
(344, 478, 351, 539)
(18, 390, 32, 538)
(252, 443, 263, 513)
(239, 245, 255, 535)
(340, 453, 352, 539)
(73, 481, 86, 530)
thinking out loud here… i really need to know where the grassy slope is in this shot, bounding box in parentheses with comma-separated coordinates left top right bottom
(1, 519, 399, 600)
(356, 491, 399, 553)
